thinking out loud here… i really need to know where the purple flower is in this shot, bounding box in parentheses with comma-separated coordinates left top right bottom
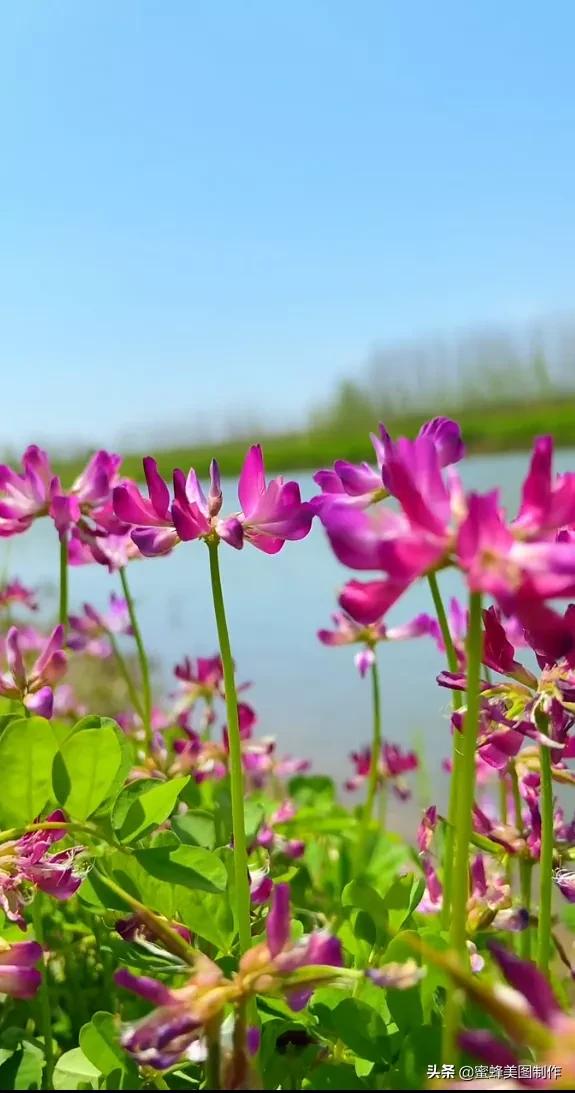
(173, 654, 225, 702)
(0, 811, 85, 928)
(320, 436, 460, 583)
(266, 883, 291, 957)
(0, 940, 43, 999)
(113, 457, 180, 557)
(116, 956, 228, 1070)
(0, 625, 67, 717)
(457, 943, 575, 1084)
(428, 596, 468, 664)
(457, 490, 575, 600)
(116, 914, 193, 947)
(418, 416, 465, 467)
(513, 436, 575, 538)
(115, 446, 313, 558)
(482, 606, 538, 686)
(313, 417, 463, 513)
(345, 741, 418, 798)
(233, 445, 313, 553)
(68, 523, 141, 572)
(0, 446, 54, 535)
(0, 446, 123, 540)
(0, 578, 38, 612)
(249, 867, 273, 905)
(417, 805, 437, 854)
(318, 579, 431, 677)
(68, 595, 132, 658)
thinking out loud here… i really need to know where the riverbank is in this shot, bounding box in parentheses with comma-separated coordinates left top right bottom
(49, 395, 575, 481)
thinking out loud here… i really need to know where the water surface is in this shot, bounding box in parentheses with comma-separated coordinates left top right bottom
(5, 448, 574, 812)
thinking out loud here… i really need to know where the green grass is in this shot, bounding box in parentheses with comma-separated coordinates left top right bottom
(52, 395, 575, 482)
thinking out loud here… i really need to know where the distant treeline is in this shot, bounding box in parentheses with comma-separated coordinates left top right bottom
(14, 314, 575, 481)
(309, 316, 575, 436)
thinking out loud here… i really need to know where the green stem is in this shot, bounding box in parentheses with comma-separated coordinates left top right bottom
(207, 541, 251, 956)
(519, 862, 533, 961)
(205, 1027, 222, 1090)
(108, 630, 145, 719)
(120, 567, 152, 748)
(58, 535, 68, 628)
(95, 871, 197, 965)
(444, 590, 482, 1061)
(427, 572, 462, 930)
(0, 820, 100, 843)
(363, 656, 382, 829)
(537, 743, 554, 972)
(510, 762, 532, 960)
(450, 590, 482, 951)
(32, 896, 54, 1090)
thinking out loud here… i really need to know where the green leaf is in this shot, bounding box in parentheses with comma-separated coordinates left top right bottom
(0, 717, 59, 825)
(171, 809, 216, 849)
(56, 723, 123, 820)
(102, 847, 233, 949)
(0, 1041, 44, 1090)
(397, 1024, 442, 1089)
(382, 931, 424, 1031)
(276, 806, 356, 836)
(80, 1012, 138, 1084)
(302, 1062, 365, 1089)
(112, 776, 189, 843)
(342, 880, 389, 939)
(133, 844, 227, 893)
(53, 1047, 99, 1090)
(330, 997, 388, 1062)
(288, 775, 335, 809)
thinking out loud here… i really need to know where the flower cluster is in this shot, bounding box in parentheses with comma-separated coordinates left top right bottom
(0, 811, 85, 927)
(113, 445, 313, 556)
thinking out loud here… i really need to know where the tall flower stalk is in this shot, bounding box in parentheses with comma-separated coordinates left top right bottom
(510, 762, 532, 960)
(444, 590, 482, 1059)
(363, 655, 382, 830)
(59, 535, 68, 628)
(207, 539, 252, 957)
(119, 567, 152, 749)
(537, 740, 554, 972)
(427, 572, 462, 929)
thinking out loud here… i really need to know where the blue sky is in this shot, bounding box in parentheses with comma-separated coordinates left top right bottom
(2, 1, 575, 450)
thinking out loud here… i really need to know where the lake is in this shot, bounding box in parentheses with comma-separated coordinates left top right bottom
(4, 447, 574, 818)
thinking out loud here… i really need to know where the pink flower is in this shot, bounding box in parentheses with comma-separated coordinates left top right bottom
(0, 811, 85, 928)
(513, 436, 575, 538)
(345, 741, 418, 798)
(0, 446, 54, 535)
(68, 524, 141, 572)
(68, 595, 132, 658)
(0, 446, 123, 540)
(0, 625, 67, 717)
(457, 490, 575, 600)
(318, 578, 432, 678)
(113, 457, 180, 557)
(114, 446, 313, 557)
(116, 956, 228, 1070)
(174, 654, 225, 700)
(428, 596, 468, 664)
(0, 941, 43, 999)
(256, 800, 306, 859)
(0, 578, 38, 612)
(417, 805, 437, 854)
(249, 867, 273, 905)
(313, 417, 463, 512)
(52, 683, 86, 720)
(320, 434, 461, 582)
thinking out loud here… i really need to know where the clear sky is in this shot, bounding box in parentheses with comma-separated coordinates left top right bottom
(2, 1, 575, 451)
